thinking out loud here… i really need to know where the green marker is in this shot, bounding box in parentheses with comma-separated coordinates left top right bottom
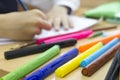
(0, 45, 60, 80)
(88, 31, 104, 38)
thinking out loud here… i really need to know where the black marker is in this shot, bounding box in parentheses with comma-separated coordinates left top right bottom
(4, 38, 77, 60)
(105, 49, 120, 80)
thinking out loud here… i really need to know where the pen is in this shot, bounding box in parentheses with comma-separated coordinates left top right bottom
(0, 45, 60, 80)
(80, 38, 119, 67)
(55, 42, 103, 77)
(17, 0, 28, 10)
(78, 33, 120, 52)
(4, 39, 77, 60)
(82, 42, 120, 76)
(24, 48, 78, 80)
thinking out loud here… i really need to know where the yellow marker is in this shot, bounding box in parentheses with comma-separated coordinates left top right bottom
(55, 42, 103, 77)
(119, 70, 120, 80)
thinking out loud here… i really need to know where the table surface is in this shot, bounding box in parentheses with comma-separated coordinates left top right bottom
(0, 7, 120, 80)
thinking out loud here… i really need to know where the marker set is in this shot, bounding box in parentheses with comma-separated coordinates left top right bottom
(2, 33, 120, 80)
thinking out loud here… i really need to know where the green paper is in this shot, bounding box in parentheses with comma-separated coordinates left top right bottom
(1, 45, 60, 80)
(85, 2, 120, 19)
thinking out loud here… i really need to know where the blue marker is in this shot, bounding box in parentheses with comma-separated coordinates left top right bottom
(24, 48, 78, 80)
(17, 0, 28, 10)
(80, 38, 119, 67)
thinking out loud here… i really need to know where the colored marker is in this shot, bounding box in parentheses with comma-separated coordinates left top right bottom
(55, 42, 103, 77)
(82, 42, 120, 76)
(88, 31, 104, 38)
(80, 38, 119, 67)
(78, 33, 120, 52)
(0, 45, 60, 80)
(92, 25, 117, 31)
(24, 48, 78, 80)
(37, 29, 93, 44)
(105, 49, 120, 80)
(4, 39, 76, 60)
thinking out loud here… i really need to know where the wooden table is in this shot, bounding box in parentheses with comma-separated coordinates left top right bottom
(0, 7, 119, 80)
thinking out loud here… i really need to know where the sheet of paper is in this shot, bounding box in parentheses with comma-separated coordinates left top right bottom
(0, 16, 98, 45)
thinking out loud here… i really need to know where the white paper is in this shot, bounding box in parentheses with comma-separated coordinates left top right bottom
(0, 16, 98, 45)
(35, 16, 98, 39)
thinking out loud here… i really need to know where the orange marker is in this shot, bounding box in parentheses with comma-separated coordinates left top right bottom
(78, 33, 120, 52)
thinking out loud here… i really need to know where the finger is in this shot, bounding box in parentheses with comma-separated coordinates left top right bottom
(27, 27, 41, 35)
(68, 17, 74, 28)
(53, 17, 61, 31)
(37, 19, 52, 30)
(35, 28, 41, 35)
(62, 16, 69, 30)
(48, 18, 53, 26)
(32, 9, 47, 20)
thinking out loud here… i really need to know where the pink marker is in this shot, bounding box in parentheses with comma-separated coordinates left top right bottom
(36, 30, 93, 44)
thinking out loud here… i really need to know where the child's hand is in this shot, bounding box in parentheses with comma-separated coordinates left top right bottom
(47, 6, 73, 31)
(0, 9, 51, 40)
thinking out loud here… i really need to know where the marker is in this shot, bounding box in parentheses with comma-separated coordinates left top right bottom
(82, 42, 120, 76)
(24, 48, 78, 80)
(36, 30, 93, 44)
(105, 49, 120, 80)
(17, 0, 28, 10)
(80, 38, 119, 67)
(78, 33, 120, 52)
(92, 25, 117, 31)
(55, 42, 103, 77)
(4, 39, 76, 60)
(0, 45, 60, 80)
(88, 31, 104, 38)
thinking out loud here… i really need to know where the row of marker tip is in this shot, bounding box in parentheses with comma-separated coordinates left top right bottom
(23, 34, 120, 80)
(24, 37, 119, 80)
(55, 33, 120, 78)
(1, 33, 120, 80)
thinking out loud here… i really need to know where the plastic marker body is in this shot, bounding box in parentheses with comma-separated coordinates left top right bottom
(88, 31, 104, 38)
(55, 42, 103, 77)
(82, 42, 120, 76)
(36, 30, 93, 44)
(1, 45, 60, 80)
(4, 39, 76, 59)
(24, 48, 78, 80)
(78, 33, 120, 52)
(80, 38, 119, 67)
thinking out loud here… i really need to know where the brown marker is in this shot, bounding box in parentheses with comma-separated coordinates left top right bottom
(82, 42, 120, 77)
(93, 25, 117, 31)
